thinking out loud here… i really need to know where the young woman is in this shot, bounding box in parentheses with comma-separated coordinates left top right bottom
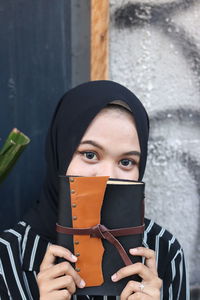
(0, 80, 189, 299)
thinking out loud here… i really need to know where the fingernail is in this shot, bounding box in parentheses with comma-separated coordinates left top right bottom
(111, 273, 117, 282)
(71, 254, 77, 261)
(130, 248, 138, 254)
(79, 280, 86, 288)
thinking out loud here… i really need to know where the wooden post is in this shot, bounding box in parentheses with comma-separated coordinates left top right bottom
(90, 0, 109, 80)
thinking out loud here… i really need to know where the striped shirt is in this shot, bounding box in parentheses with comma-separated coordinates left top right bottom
(0, 219, 190, 299)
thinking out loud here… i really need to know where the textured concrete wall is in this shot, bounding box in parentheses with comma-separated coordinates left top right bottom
(109, 0, 200, 289)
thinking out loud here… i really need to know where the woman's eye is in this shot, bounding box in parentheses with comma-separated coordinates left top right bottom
(119, 159, 134, 168)
(83, 151, 97, 160)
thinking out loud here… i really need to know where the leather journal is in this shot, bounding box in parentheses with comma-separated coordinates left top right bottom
(56, 175, 145, 295)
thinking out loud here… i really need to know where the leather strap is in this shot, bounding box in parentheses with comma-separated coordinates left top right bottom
(56, 223, 144, 237)
(56, 223, 145, 266)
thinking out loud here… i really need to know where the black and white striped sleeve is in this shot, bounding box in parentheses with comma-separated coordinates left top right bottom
(144, 219, 190, 300)
(162, 242, 190, 300)
(0, 222, 49, 299)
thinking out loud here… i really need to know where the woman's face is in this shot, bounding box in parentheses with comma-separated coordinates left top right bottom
(66, 107, 141, 180)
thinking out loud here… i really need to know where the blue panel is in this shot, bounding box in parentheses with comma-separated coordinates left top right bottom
(0, 0, 71, 230)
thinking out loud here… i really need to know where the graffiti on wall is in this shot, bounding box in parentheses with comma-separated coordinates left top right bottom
(110, 0, 200, 286)
(114, 0, 200, 88)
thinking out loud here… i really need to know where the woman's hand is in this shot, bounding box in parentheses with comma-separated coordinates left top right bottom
(111, 247, 162, 300)
(37, 245, 85, 300)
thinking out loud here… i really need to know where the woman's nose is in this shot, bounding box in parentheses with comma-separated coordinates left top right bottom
(95, 162, 118, 179)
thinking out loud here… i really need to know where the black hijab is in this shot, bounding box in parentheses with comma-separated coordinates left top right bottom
(24, 80, 149, 242)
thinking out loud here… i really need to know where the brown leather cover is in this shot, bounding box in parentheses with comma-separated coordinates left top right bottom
(69, 176, 109, 286)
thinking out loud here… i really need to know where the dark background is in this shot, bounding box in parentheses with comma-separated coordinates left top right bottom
(0, 1, 72, 230)
(0, 0, 90, 231)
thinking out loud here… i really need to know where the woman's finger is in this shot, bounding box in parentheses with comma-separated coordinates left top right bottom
(121, 280, 162, 300)
(50, 275, 76, 294)
(44, 289, 71, 300)
(38, 261, 85, 289)
(129, 247, 157, 275)
(128, 292, 152, 300)
(40, 245, 77, 271)
(120, 280, 145, 300)
(37, 273, 74, 297)
(111, 262, 154, 283)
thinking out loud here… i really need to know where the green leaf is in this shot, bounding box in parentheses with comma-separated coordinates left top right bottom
(0, 128, 30, 183)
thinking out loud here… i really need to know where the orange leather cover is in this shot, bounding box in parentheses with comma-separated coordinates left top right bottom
(70, 176, 109, 286)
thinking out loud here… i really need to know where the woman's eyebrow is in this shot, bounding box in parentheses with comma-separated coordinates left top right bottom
(122, 151, 141, 157)
(79, 140, 104, 150)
